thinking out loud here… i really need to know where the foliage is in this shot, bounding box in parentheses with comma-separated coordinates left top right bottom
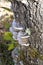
(3, 32, 18, 50)
(8, 43, 15, 50)
(0, 31, 18, 65)
(1, 7, 12, 12)
(0, 43, 14, 65)
(8, 39, 18, 51)
(0, 5, 14, 64)
(3, 32, 13, 41)
(7, 0, 12, 2)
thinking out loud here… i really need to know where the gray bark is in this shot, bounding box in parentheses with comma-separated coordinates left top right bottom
(11, 0, 43, 65)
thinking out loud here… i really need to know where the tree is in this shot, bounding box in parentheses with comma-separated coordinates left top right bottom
(1, 0, 43, 65)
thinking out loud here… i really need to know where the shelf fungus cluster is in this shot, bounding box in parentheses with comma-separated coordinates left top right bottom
(10, 19, 31, 46)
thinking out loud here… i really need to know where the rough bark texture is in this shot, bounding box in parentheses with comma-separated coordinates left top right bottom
(11, 0, 43, 65)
